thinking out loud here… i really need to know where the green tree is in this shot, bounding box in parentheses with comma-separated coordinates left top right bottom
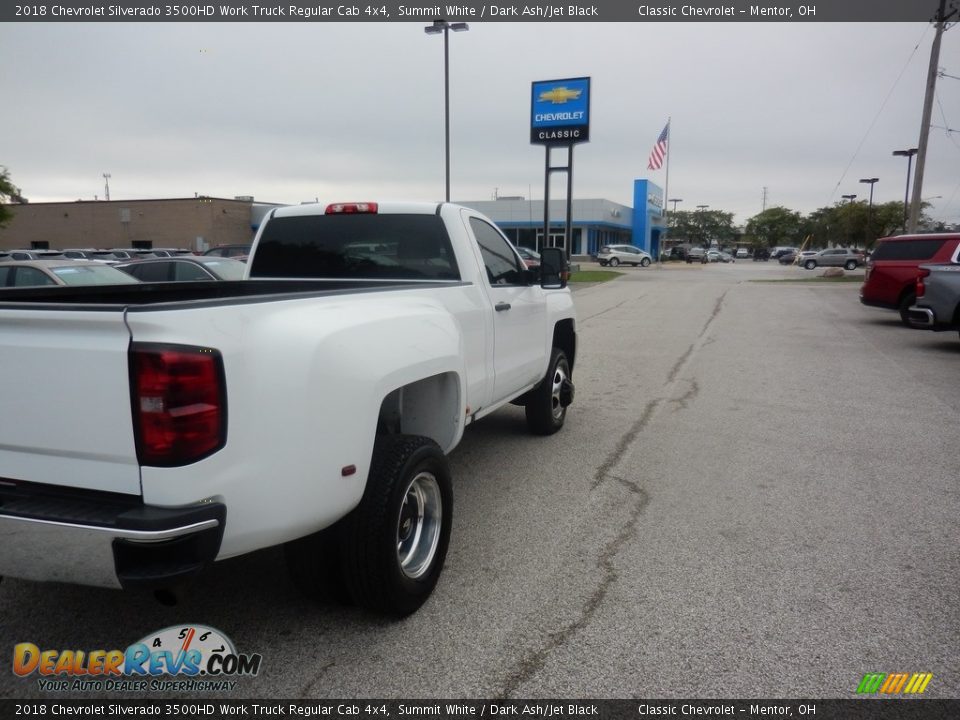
(744, 206, 804, 249)
(0, 166, 24, 228)
(804, 201, 924, 250)
(668, 209, 735, 248)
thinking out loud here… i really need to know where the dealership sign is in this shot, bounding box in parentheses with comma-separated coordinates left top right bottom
(530, 77, 591, 145)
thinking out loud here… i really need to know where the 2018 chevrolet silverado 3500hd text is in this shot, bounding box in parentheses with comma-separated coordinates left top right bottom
(0, 201, 577, 616)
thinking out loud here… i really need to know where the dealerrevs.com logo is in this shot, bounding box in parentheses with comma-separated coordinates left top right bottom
(856, 672, 934, 695)
(13, 624, 262, 693)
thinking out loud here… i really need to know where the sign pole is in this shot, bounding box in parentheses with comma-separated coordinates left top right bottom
(531, 77, 591, 261)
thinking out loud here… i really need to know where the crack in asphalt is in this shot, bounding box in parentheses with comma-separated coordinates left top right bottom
(496, 287, 731, 697)
(700, 291, 728, 338)
(580, 296, 644, 323)
(591, 399, 661, 490)
(498, 477, 650, 699)
(670, 379, 700, 411)
(299, 661, 337, 696)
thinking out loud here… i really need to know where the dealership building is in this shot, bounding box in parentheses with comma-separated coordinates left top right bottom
(1, 179, 666, 259)
(460, 179, 666, 258)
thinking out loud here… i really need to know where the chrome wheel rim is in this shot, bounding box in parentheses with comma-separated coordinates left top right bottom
(550, 361, 569, 421)
(397, 471, 442, 580)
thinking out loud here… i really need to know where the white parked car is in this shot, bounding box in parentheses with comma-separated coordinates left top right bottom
(596, 244, 652, 267)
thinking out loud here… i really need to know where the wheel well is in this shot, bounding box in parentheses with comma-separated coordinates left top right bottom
(553, 319, 576, 371)
(377, 372, 460, 451)
(898, 285, 917, 307)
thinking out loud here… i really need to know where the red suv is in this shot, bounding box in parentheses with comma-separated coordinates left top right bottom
(860, 233, 960, 325)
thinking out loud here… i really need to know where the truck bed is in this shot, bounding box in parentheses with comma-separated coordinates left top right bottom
(0, 279, 462, 310)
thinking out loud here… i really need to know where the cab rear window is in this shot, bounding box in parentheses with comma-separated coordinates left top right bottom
(870, 239, 945, 261)
(250, 214, 460, 281)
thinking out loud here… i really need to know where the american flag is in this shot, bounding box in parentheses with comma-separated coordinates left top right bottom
(647, 121, 670, 170)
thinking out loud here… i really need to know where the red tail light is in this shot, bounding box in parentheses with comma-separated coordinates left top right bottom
(916, 268, 930, 298)
(131, 344, 226, 466)
(325, 202, 378, 215)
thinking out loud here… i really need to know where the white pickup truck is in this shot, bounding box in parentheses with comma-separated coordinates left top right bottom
(0, 201, 576, 616)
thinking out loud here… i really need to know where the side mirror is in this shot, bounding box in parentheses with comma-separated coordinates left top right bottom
(539, 247, 569, 289)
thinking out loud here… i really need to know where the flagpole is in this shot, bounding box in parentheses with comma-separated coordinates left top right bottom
(660, 118, 671, 268)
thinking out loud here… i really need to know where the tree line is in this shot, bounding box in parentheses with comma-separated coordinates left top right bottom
(667, 201, 942, 251)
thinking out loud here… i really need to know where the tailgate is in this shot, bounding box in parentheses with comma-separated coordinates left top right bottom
(0, 308, 142, 495)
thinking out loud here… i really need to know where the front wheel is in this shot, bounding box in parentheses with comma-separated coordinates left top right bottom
(844, 260, 857, 271)
(526, 348, 573, 435)
(608, 257, 620, 267)
(804, 260, 817, 270)
(641, 257, 651, 267)
(337, 435, 452, 616)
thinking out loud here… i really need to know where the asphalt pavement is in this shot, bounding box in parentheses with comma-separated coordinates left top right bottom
(1, 260, 957, 700)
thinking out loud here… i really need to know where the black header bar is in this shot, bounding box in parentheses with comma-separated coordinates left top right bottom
(1, 0, 946, 23)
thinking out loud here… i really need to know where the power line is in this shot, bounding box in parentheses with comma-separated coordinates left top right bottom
(826, 25, 930, 206)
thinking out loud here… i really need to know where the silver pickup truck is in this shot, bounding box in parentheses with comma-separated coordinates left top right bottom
(907, 263, 960, 339)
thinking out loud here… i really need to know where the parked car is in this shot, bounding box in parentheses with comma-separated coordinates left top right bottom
(771, 247, 797, 260)
(860, 233, 960, 325)
(735, 248, 749, 259)
(101, 249, 159, 261)
(0, 259, 141, 287)
(778, 251, 798, 265)
(115, 256, 248, 282)
(801, 248, 864, 271)
(204, 244, 252, 260)
(718, 251, 735, 263)
(62, 250, 124, 264)
(515, 246, 541, 269)
(147, 248, 195, 258)
(686, 247, 706, 263)
(597, 244, 652, 267)
(1, 249, 66, 261)
(753, 248, 770, 261)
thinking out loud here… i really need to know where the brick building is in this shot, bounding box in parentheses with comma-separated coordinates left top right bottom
(0, 196, 282, 252)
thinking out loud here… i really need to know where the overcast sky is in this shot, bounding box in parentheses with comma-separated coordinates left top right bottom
(2, 21, 958, 225)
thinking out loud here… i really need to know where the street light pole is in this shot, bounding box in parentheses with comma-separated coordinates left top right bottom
(668, 198, 683, 212)
(424, 19, 469, 203)
(696, 204, 709, 250)
(841, 194, 857, 204)
(859, 178, 878, 249)
(892, 148, 917, 232)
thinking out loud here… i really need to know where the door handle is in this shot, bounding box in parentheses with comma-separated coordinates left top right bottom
(495, 302, 512, 312)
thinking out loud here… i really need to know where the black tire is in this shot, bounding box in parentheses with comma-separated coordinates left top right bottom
(525, 348, 573, 435)
(641, 257, 651, 267)
(285, 525, 351, 605)
(598, 260, 607, 266)
(898, 292, 916, 326)
(804, 260, 817, 270)
(844, 260, 857, 271)
(337, 435, 452, 616)
(609, 257, 620, 267)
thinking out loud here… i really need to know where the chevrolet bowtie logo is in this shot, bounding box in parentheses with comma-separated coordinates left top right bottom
(539, 87, 582, 104)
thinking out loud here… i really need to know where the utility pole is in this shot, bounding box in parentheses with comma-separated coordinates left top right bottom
(103, 173, 111, 201)
(762, 186, 768, 212)
(907, 0, 956, 232)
